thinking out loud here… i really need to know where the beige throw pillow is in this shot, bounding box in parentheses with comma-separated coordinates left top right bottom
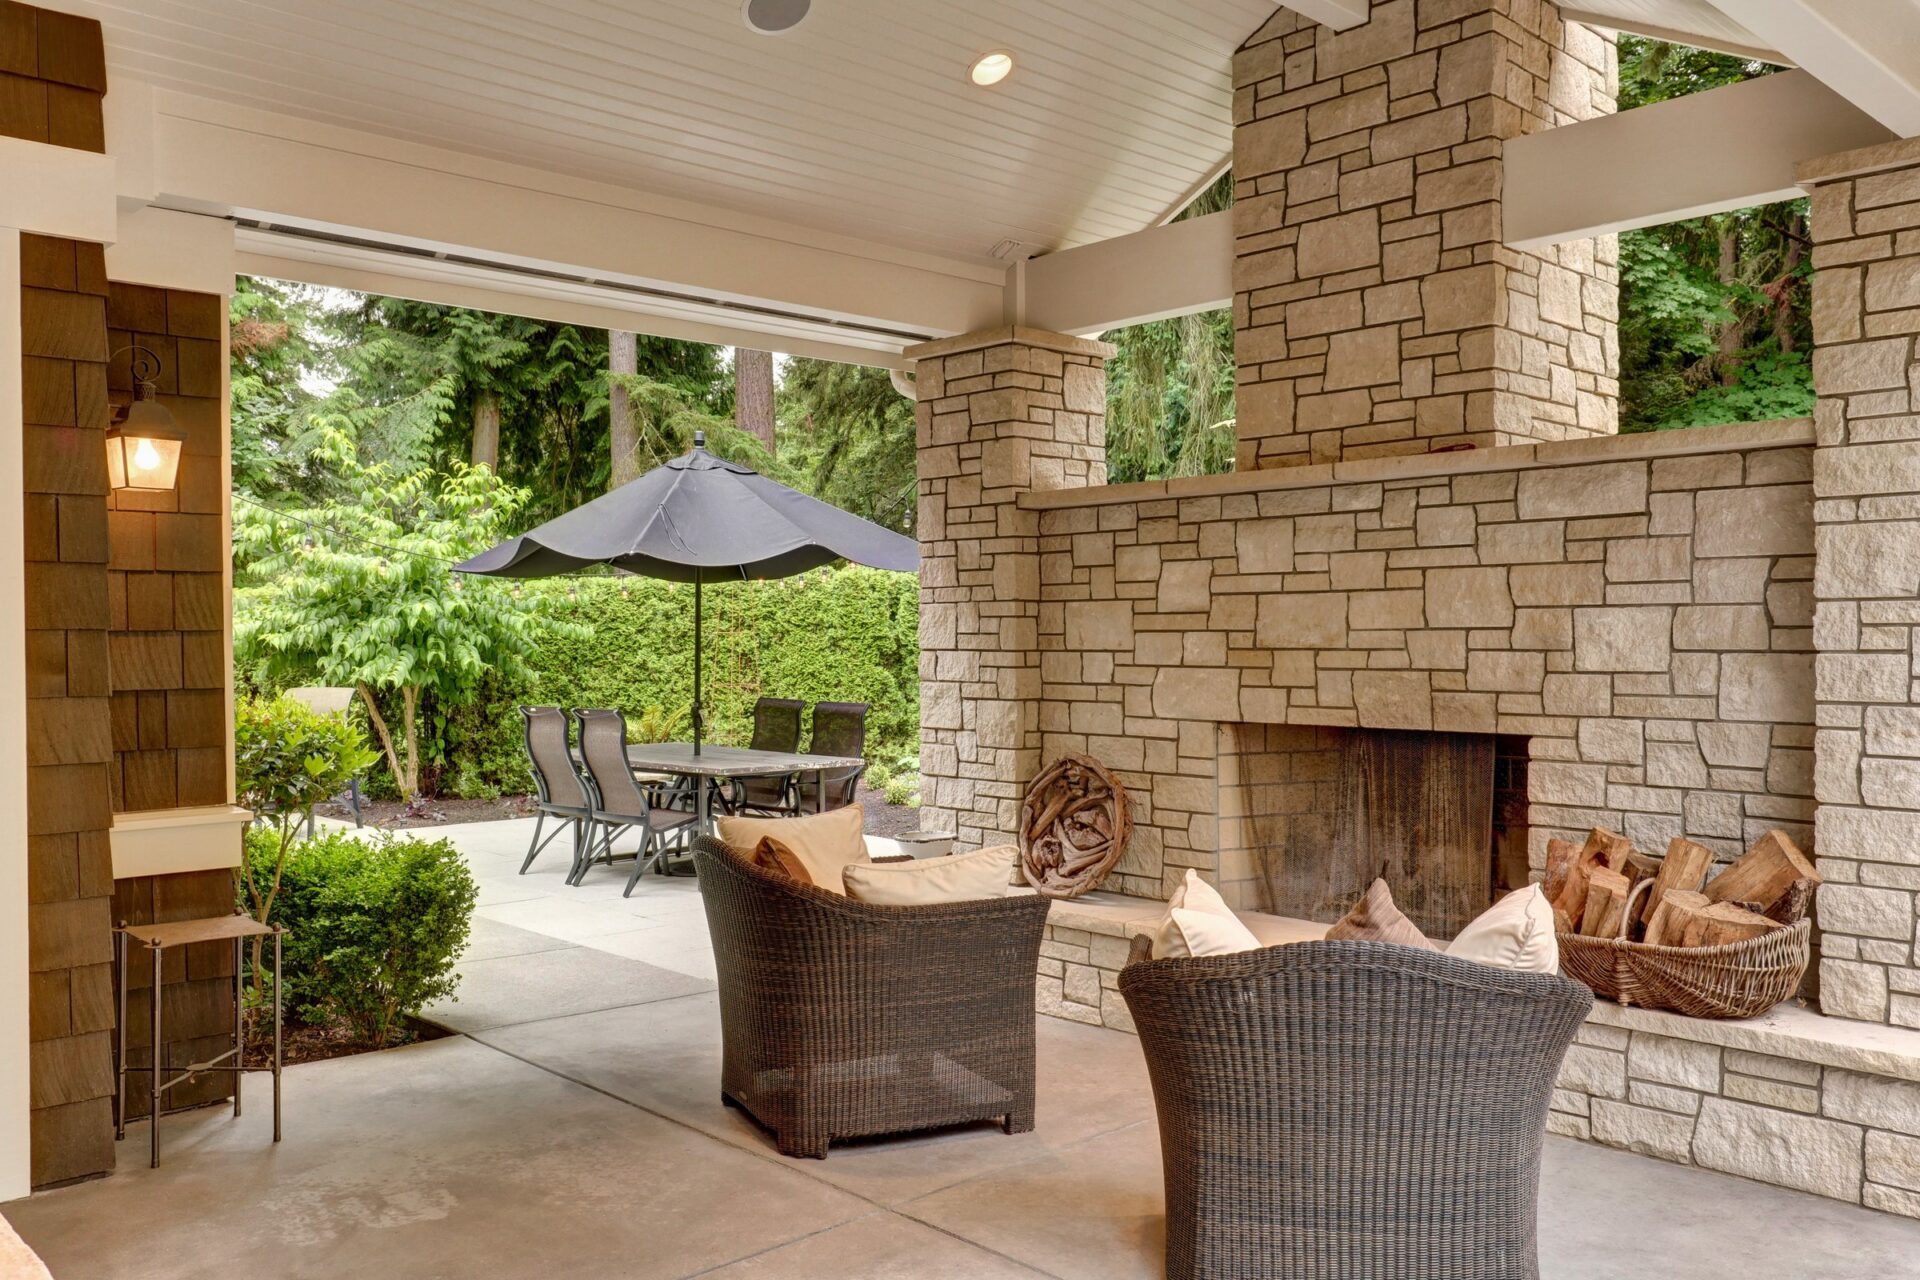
(717, 804, 867, 895)
(1326, 878, 1435, 950)
(1446, 883, 1559, 973)
(842, 843, 1016, 906)
(1150, 869, 1261, 959)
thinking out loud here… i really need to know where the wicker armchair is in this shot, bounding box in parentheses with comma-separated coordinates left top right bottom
(1119, 935, 1593, 1280)
(692, 835, 1050, 1158)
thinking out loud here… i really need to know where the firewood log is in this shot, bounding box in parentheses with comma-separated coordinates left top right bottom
(1552, 904, 1576, 935)
(1579, 827, 1635, 873)
(1695, 902, 1786, 947)
(1765, 877, 1817, 926)
(1645, 890, 1710, 947)
(1704, 830, 1821, 915)
(1579, 868, 1631, 939)
(1543, 837, 1579, 905)
(1646, 837, 1715, 924)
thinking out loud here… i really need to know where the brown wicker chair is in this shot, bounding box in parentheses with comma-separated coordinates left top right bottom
(692, 835, 1050, 1158)
(1119, 934, 1593, 1280)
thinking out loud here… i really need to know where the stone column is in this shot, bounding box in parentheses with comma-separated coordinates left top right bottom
(905, 327, 1112, 849)
(1802, 138, 1920, 1027)
(1232, 0, 1618, 469)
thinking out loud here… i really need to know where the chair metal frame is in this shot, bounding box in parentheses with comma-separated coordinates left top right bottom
(571, 707, 699, 894)
(729, 696, 808, 816)
(796, 701, 868, 814)
(517, 705, 592, 875)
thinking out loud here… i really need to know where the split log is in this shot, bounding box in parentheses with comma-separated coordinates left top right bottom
(1704, 830, 1820, 915)
(1645, 890, 1711, 948)
(1544, 837, 1580, 903)
(1645, 837, 1715, 924)
(1765, 877, 1817, 926)
(1552, 904, 1577, 935)
(1580, 827, 1636, 874)
(1579, 868, 1631, 939)
(1695, 902, 1786, 948)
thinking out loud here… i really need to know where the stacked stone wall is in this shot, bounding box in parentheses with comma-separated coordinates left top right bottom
(1232, 0, 1618, 468)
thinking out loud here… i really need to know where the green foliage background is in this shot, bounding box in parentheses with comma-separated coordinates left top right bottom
(440, 567, 920, 798)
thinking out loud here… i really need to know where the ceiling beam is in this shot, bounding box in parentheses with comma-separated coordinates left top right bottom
(1279, 0, 1371, 32)
(1504, 69, 1891, 249)
(1018, 210, 1232, 337)
(112, 84, 1008, 356)
(1560, 8, 1788, 65)
(1705, 0, 1920, 135)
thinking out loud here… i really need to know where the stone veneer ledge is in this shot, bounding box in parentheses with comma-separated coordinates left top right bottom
(1017, 418, 1816, 511)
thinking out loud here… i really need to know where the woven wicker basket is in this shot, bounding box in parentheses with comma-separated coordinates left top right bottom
(1557, 880, 1812, 1019)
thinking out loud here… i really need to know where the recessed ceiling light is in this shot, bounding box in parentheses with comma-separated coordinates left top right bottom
(742, 0, 810, 35)
(969, 51, 1014, 87)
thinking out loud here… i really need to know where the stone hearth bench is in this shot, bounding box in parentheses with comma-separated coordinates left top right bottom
(1038, 893, 1920, 1220)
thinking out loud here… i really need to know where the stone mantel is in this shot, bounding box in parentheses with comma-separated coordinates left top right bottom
(1017, 418, 1816, 512)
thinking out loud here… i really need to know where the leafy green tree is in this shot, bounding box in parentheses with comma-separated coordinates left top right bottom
(1103, 172, 1236, 484)
(777, 359, 918, 533)
(234, 427, 555, 799)
(1616, 37, 1810, 431)
(234, 694, 379, 982)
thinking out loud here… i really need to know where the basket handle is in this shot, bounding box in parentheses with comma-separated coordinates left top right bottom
(1620, 876, 1656, 941)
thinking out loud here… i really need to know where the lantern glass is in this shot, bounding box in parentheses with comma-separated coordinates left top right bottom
(105, 425, 183, 491)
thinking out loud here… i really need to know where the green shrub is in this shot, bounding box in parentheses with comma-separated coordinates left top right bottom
(248, 827, 477, 1046)
(235, 695, 380, 978)
(883, 773, 920, 807)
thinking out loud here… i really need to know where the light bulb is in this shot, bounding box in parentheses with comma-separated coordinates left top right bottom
(132, 438, 162, 471)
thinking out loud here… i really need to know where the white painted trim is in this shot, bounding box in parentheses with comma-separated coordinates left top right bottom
(1560, 9, 1790, 65)
(104, 206, 235, 296)
(1020, 210, 1233, 337)
(0, 227, 29, 1203)
(0, 139, 117, 245)
(1706, 0, 1920, 136)
(1504, 70, 1891, 250)
(1278, 0, 1370, 32)
(234, 237, 909, 368)
(132, 85, 1005, 347)
(109, 807, 253, 880)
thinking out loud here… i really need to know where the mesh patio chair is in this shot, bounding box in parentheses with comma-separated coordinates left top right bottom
(729, 696, 808, 816)
(517, 706, 590, 875)
(794, 701, 867, 814)
(1118, 935, 1593, 1280)
(692, 835, 1050, 1158)
(571, 708, 699, 894)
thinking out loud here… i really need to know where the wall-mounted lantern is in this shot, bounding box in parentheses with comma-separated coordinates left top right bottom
(106, 345, 185, 491)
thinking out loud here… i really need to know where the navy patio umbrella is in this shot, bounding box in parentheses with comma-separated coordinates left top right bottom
(455, 432, 919, 753)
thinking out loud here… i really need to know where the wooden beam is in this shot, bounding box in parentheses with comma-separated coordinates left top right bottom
(1708, 0, 1920, 136)
(1280, 0, 1370, 32)
(1561, 7, 1788, 65)
(1019, 210, 1232, 337)
(1504, 69, 1890, 250)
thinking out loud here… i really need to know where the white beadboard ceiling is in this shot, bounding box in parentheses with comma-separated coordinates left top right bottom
(76, 0, 1277, 265)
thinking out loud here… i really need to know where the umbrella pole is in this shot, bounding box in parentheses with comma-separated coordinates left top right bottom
(692, 569, 703, 756)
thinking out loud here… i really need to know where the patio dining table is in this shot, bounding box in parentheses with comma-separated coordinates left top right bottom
(625, 741, 866, 834)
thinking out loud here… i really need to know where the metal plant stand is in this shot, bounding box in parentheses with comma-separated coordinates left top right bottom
(113, 914, 285, 1169)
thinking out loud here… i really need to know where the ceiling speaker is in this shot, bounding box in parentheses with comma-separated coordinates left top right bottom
(742, 0, 811, 35)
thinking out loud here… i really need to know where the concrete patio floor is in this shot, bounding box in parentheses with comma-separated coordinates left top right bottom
(6, 817, 1919, 1279)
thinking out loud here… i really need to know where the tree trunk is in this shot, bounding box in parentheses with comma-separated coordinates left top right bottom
(401, 685, 419, 799)
(608, 329, 640, 490)
(472, 389, 501, 471)
(1713, 221, 1745, 383)
(735, 347, 776, 454)
(357, 682, 411, 800)
(1774, 215, 1806, 353)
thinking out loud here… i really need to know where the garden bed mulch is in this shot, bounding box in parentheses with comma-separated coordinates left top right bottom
(318, 784, 927, 836)
(241, 1014, 452, 1069)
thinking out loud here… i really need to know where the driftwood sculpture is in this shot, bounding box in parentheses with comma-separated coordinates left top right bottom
(1019, 753, 1132, 899)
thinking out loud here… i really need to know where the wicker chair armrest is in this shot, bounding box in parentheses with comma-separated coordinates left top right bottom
(1125, 932, 1155, 967)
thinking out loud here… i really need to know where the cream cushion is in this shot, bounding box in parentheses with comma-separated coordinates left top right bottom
(1150, 869, 1261, 959)
(1446, 883, 1559, 973)
(717, 804, 867, 895)
(842, 843, 1017, 905)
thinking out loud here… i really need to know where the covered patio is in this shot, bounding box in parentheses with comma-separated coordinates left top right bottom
(9, 0, 1920, 1274)
(7, 818, 1919, 1280)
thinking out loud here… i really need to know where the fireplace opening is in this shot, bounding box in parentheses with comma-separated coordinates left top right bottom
(1219, 724, 1529, 939)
